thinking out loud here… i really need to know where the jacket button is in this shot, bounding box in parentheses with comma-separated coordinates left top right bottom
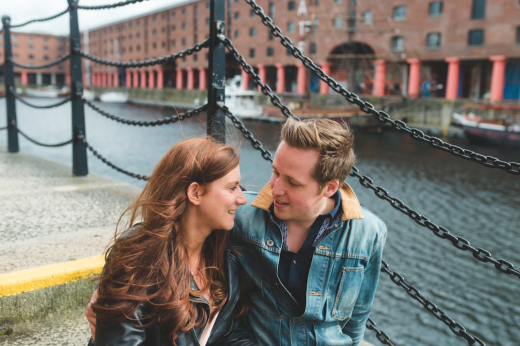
(266, 239, 274, 246)
(334, 223, 339, 228)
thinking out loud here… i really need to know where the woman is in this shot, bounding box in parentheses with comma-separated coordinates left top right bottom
(90, 138, 255, 346)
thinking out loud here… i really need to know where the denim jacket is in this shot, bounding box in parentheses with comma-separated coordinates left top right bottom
(230, 183, 387, 346)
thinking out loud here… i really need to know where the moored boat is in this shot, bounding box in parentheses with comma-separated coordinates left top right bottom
(224, 75, 263, 118)
(26, 86, 60, 98)
(100, 92, 128, 103)
(452, 112, 520, 147)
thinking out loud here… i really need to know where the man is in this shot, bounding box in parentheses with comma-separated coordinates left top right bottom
(87, 118, 386, 346)
(229, 118, 386, 346)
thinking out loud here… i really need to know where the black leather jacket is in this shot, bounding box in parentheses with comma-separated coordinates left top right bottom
(93, 249, 257, 346)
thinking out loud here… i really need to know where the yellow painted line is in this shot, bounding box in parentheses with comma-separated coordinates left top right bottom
(0, 255, 105, 297)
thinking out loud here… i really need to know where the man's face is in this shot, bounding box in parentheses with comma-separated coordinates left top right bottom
(269, 141, 329, 224)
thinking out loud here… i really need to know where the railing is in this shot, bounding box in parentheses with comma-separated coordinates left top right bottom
(2, 1, 520, 345)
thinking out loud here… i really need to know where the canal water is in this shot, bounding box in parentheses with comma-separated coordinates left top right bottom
(1, 98, 520, 346)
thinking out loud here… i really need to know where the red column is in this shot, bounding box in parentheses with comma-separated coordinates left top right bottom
(320, 63, 331, 95)
(66, 73, 72, 86)
(148, 70, 155, 89)
(21, 71, 28, 86)
(373, 60, 386, 96)
(176, 68, 184, 89)
(187, 67, 194, 90)
(257, 64, 266, 92)
(140, 70, 147, 88)
(101, 73, 107, 87)
(113, 72, 119, 88)
(133, 71, 139, 88)
(198, 68, 206, 90)
(157, 70, 164, 89)
(490, 55, 506, 102)
(445, 57, 460, 100)
(82, 73, 87, 86)
(297, 64, 306, 95)
(407, 58, 421, 98)
(126, 71, 131, 88)
(241, 69, 250, 90)
(275, 64, 285, 93)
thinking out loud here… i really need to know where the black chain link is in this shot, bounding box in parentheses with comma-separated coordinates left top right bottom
(381, 260, 485, 346)
(0, 126, 7, 131)
(84, 99, 209, 126)
(350, 166, 520, 280)
(10, 8, 69, 28)
(218, 105, 274, 162)
(79, 134, 149, 181)
(12, 123, 72, 147)
(80, 39, 208, 68)
(243, 0, 520, 176)
(9, 54, 70, 70)
(11, 91, 71, 109)
(365, 318, 395, 346)
(221, 37, 299, 121)
(78, 0, 148, 10)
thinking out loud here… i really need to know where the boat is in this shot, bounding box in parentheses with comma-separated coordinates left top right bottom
(57, 86, 96, 101)
(99, 92, 128, 103)
(224, 75, 263, 118)
(26, 86, 60, 98)
(452, 112, 520, 147)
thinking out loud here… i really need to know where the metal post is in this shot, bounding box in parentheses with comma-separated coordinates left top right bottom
(2, 16, 19, 153)
(68, 0, 88, 176)
(207, 0, 226, 143)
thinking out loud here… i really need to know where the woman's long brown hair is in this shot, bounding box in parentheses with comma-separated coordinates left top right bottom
(92, 138, 240, 345)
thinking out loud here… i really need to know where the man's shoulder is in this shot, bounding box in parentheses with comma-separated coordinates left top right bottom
(351, 206, 387, 239)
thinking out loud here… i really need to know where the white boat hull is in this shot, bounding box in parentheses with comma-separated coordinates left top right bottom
(100, 92, 128, 103)
(26, 89, 59, 98)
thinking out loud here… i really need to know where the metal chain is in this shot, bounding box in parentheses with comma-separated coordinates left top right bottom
(218, 78, 520, 280)
(11, 91, 71, 109)
(12, 123, 72, 147)
(0, 126, 7, 131)
(9, 54, 70, 70)
(78, 0, 148, 10)
(381, 260, 485, 346)
(80, 39, 208, 68)
(365, 318, 395, 346)
(78, 134, 149, 181)
(218, 105, 274, 162)
(221, 38, 299, 121)
(350, 166, 520, 280)
(243, 0, 520, 176)
(84, 99, 209, 126)
(10, 8, 69, 28)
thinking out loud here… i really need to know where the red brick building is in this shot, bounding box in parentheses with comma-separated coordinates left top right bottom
(4, 0, 520, 101)
(0, 31, 69, 86)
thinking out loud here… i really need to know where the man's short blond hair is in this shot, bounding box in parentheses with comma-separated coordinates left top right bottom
(281, 117, 355, 189)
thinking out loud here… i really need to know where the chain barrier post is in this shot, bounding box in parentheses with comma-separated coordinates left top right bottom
(2, 16, 19, 153)
(68, 0, 88, 176)
(207, 0, 226, 143)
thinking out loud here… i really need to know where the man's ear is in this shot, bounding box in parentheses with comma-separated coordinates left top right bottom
(186, 182, 203, 205)
(323, 179, 340, 198)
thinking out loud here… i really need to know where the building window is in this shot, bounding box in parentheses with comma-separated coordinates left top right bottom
(136, 20, 140, 26)
(28, 36, 33, 41)
(153, 15, 157, 22)
(129, 46, 133, 52)
(429, 1, 443, 16)
(250, 27, 256, 37)
(249, 48, 255, 58)
(234, 11, 240, 20)
(43, 37, 48, 42)
(517, 26, 520, 43)
(172, 11, 176, 17)
(28, 54, 34, 60)
(393, 6, 406, 21)
(426, 33, 441, 48)
(335, 0, 343, 3)
(251, 9, 256, 17)
(206, 17, 209, 25)
(310, 42, 317, 54)
(288, 22, 295, 33)
(391, 36, 404, 51)
(44, 55, 49, 60)
(363, 11, 373, 25)
(58, 47, 63, 52)
(287, 47, 293, 56)
(288, 1, 296, 10)
(234, 30, 240, 39)
(28, 45, 33, 50)
(471, 0, 486, 19)
(12, 35, 17, 40)
(182, 38, 186, 46)
(206, 2, 210, 9)
(172, 40, 176, 47)
(313, 18, 319, 28)
(43, 46, 48, 51)
(182, 22, 186, 30)
(172, 24, 176, 31)
(468, 29, 484, 45)
(152, 29, 157, 35)
(333, 17, 342, 28)
(194, 54, 198, 61)
(182, 8, 187, 15)
(137, 45, 141, 51)
(162, 27, 166, 33)
(152, 42, 157, 49)
(267, 47, 274, 56)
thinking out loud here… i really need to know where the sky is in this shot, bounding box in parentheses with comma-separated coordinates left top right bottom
(1, 0, 186, 35)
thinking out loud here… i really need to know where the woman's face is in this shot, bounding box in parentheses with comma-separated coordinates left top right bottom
(197, 165, 247, 231)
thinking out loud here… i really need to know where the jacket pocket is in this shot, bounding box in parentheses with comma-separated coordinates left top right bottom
(331, 266, 364, 321)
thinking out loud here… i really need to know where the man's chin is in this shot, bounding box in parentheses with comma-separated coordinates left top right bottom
(273, 207, 289, 220)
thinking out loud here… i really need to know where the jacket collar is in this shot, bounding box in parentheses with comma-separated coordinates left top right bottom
(251, 182, 364, 221)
